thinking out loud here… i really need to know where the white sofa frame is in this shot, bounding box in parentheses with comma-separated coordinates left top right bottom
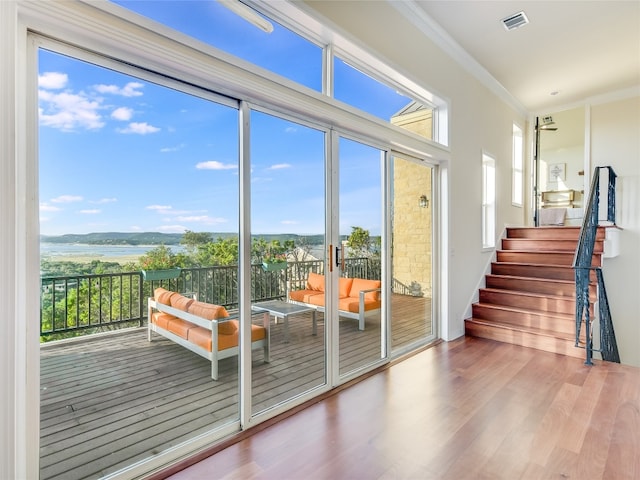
(148, 297, 270, 380)
(289, 287, 381, 331)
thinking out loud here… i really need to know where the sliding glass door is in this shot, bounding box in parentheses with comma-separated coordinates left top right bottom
(336, 137, 387, 378)
(250, 110, 327, 414)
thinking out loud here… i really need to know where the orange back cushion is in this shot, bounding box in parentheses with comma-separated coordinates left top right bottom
(154, 287, 176, 305)
(170, 294, 194, 311)
(338, 277, 354, 298)
(350, 278, 381, 302)
(188, 300, 229, 320)
(307, 272, 325, 292)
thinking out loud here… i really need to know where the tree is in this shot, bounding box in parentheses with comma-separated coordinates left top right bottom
(181, 230, 213, 253)
(138, 245, 183, 270)
(346, 226, 372, 257)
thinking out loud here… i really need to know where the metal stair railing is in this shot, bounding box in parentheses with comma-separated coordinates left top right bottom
(572, 166, 620, 365)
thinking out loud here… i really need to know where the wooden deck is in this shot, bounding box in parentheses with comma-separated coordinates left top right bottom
(40, 294, 431, 479)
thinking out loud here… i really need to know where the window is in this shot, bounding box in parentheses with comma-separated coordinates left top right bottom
(482, 152, 496, 249)
(512, 124, 523, 206)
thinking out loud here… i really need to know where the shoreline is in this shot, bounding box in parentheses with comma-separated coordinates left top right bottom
(40, 253, 141, 265)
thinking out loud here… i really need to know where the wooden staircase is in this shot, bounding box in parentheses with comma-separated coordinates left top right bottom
(465, 226, 605, 358)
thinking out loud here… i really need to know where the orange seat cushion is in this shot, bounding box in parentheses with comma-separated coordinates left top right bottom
(338, 297, 382, 313)
(187, 321, 266, 352)
(188, 300, 229, 320)
(307, 293, 326, 307)
(151, 312, 174, 330)
(166, 317, 194, 339)
(349, 278, 381, 301)
(289, 289, 323, 303)
(307, 272, 325, 291)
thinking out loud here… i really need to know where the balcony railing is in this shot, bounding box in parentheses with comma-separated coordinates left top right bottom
(40, 258, 379, 340)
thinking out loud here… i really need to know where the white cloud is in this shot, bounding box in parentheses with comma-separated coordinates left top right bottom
(129, 226, 142, 231)
(285, 126, 297, 133)
(146, 205, 173, 213)
(91, 198, 117, 204)
(160, 143, 186, 153)
(93, 82, 144, 97)
(117, 122, 160, 134)
(195, 160, 237, 170)
(79, 209, 101, 214)
(269, 163, 292, 170)
(38, 72, 68, 90)
(111, 107, 133, 121)
(39, 203, 61, 212)
(39, 90, 104, 131)
(51, 195, 83, 203)
(281, 220, 298, 225)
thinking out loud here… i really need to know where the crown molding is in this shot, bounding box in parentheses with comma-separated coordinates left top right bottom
(390, 0, 528, 117)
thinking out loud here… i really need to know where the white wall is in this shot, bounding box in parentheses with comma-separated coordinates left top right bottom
(591, 95, 640, 367)
(302, 0, 528, 339)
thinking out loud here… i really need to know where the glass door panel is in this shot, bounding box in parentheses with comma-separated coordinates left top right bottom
(390, 156, 435, 355)
(250, 110, 327, 414)
(38, 48, 240, 478)
(337, 137, 385, 377)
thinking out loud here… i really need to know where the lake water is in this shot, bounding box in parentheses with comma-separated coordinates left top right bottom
(40, 243, 185, 259)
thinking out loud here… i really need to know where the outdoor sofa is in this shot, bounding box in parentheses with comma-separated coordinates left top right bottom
(288, 272, 381, 330)
(148, 287, 270, 380)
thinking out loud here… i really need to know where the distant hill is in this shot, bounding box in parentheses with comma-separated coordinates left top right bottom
(40, 232, 326, 246)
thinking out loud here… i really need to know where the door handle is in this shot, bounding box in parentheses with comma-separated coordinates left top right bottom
(335, 245, 341, 268)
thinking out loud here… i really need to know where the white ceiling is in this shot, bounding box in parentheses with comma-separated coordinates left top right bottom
(407, 1, 640, 114)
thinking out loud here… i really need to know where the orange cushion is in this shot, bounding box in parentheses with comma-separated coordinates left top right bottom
(188, 300, 229, 320)
(290, 289, 318, 303)
(151, 312, 174, 330)
(339, 277, 354, 298)
(166, 317, 193, 339)
(338, 297, 381, 313)
(307, 272, 325, 292)
(218, 320, 238, 335)
(350, 279, 381, 301)
(187, 321, 266, 352)
(307, 293, 326, 307)
(154, 287, 176, 305)
(170, 294, 194, 311)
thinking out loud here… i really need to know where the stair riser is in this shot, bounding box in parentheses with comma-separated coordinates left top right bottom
(491, 263, 597, 282)
(472, 304, 575, 335)
(465, 321, 584, 359)
(496, 251, 601, 267)
(479, 290, 579, 315)
(506, 227, 605, 241)
(485, 275, 597, 298)
(501, 238, 604, 253)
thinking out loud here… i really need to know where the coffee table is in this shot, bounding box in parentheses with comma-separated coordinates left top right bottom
(251, 300, 316, 343)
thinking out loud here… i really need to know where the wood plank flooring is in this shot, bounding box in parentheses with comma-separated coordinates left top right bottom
(165, 337, 640, 480)
(40, 294, 432, 479)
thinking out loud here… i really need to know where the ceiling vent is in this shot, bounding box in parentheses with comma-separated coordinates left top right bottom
(502, 11, 529, 31)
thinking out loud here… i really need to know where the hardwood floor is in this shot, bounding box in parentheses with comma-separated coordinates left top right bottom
(165, 337, 640, 480)
(39, 294, 432, 479)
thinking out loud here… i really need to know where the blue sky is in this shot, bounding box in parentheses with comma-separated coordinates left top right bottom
(38, 1, 412, 237)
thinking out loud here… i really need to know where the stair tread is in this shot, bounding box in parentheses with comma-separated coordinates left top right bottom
(480, 287, 576, 302)
(493, 261, 574, 268)
(465, 317, 576, 340)
(474, 302, 574, 319)
(487, 273, 576, 285)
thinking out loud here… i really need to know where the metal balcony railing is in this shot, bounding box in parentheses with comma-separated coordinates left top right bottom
(40, 257, 380, 340)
